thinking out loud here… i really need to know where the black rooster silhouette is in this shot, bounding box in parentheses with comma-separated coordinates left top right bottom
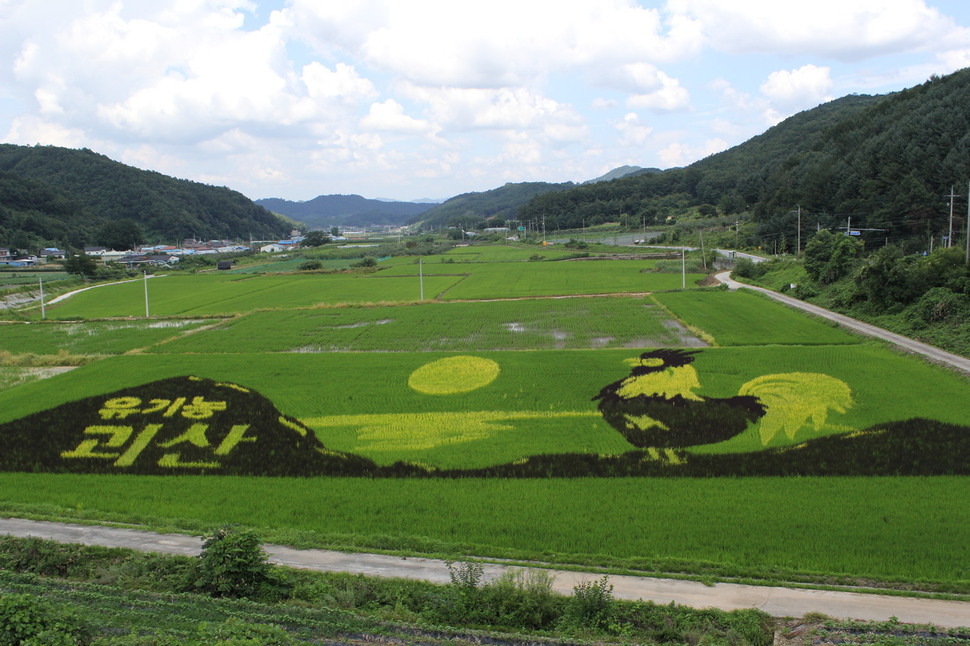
(593, 349, 853, 458)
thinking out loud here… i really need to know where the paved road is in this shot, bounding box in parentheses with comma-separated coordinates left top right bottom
(1, 518, 968, 628)
(714, 271, 970, 375)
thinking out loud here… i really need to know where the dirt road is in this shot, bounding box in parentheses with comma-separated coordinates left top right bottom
(1, 518, 968, 628)
(714, 271, 970, 375)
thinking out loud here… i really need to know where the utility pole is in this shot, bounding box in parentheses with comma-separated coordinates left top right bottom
(143, 271, 150, 318)
(681, 249, 686, 289)
(699, 231, 706, 270)
(39, 277, 45, 320)
(966, 180, 970, 264)
(946, 185, 958, 248)
(796, 205, 801, 255)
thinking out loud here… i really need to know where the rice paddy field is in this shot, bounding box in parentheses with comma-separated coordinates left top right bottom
(0, 245, 968, 589)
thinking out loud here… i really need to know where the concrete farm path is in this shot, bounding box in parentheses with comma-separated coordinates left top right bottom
(714, 271, 970, 375)
(1, 518, 969, 628)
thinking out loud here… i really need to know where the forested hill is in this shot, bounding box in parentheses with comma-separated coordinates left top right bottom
(257, 194, 435, 229)
(518, 67, 970, 251)
(414, 181, 575, 229)
(0, 144, 290, 250)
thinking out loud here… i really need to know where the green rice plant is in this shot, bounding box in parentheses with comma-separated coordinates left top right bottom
(147, 297, 691, 354)
(652, 289, 860, 346)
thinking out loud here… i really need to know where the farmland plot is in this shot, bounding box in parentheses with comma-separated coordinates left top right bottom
(39, 273, 463, 318)
(0, 346, 965, 471)
(435, 259, 704, 299)
(652, 289, 860, 346)
(148, 297, 695, 353)
(0, 473, 966, 583)
(0, 319, 213, 355)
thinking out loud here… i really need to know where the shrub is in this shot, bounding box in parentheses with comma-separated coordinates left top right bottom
(906, 287, 970, 328)
(351, 256, 378, 268)
(0, 593, 92, 645)
(481, 569, 562, 630)
(732, 257, 766, 280)
(561, 576, 615, 632)
(0, 536, 90, 578)
(298, 260, 322, 271)
(193, 525, 284, 599)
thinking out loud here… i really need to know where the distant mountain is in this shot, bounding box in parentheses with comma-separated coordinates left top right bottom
(257, 194, 436, 228)
(585, 165, 659, 183)
(0, 144, 290, 250)
(413, 181, 575, 229)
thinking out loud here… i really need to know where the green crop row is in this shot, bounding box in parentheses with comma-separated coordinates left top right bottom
(147, 296, 689, 354)
(1, 473, 968, 585)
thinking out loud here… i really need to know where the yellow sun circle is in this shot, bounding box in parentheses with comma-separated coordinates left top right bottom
(408, 356, 501, 395)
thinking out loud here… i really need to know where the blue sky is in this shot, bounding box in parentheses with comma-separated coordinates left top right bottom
(2, 0, 969, 202)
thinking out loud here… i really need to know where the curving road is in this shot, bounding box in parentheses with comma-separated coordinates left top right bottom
(714, 271, 970, 375)
(0, 518, 968, 628)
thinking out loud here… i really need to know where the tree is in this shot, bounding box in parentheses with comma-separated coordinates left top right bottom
(98, 218, 144, 251)
(63, 252, 98, 278)
(302, 230, 330, 247)
(803, 230, 861, 284)
(854, 245, 922, 311)
(330, 226, 340, 237)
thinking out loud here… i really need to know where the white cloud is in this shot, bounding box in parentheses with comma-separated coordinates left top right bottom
(616, 112, 654, 146)
(360, 99, 432, 133)
(666, 0, 967, 61)
(302, 62, 378, 106)
(626, 72, 690, 111)
(286, 0, 703, 88)
(760, 64, 834, 109)
(401, 84, 587, 144)
(4, 114, 87, 148)
(658, 138, 728, 167)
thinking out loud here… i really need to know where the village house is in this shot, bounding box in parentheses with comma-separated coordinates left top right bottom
(39, 248, 67, 262)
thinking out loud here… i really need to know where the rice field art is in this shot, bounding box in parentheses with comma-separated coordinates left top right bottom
(1, 346, 967, 477)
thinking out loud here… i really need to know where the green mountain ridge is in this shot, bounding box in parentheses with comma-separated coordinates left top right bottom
(0, 145, 291, 250)
(518, 69, 970, 251)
